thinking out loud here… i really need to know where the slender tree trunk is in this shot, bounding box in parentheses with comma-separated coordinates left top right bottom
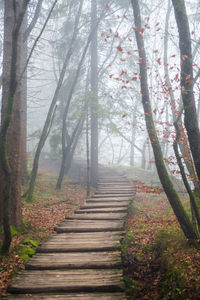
(164, 0, 200, 191)
(90, 0, 98, 187)
(131, 0, 198, 240)
(56, 119, 83, 189)
(86, 102, 90, 197)
(141, 138, 147, 169)
(21, 12, 28, 182)
(172, 0, 200, 181)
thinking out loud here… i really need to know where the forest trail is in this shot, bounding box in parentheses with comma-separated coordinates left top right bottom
(5, 168, 135, 299)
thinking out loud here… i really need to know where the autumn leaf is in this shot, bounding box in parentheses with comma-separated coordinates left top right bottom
(120, 70, 127, 76)
(105, 4, 109, 8)
(122, 114, 126, 118)
(156, 58, 161, 65)
(132, 77, 137, 81)
(117, 45, 123, 52)
(182, 54, 188, 60)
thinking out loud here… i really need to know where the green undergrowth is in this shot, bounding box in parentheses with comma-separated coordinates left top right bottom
(0, 221, 41, 261)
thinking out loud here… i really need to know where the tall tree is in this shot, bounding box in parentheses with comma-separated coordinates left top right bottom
(0, 0, 29, 252)
(172, 0, 200, 181)
(131, 0, 198, 240)
(90, 0, 99, 187)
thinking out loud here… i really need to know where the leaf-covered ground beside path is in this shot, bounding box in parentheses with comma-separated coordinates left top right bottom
(0, 167, 87, 297)
(122, 168, 200, 300)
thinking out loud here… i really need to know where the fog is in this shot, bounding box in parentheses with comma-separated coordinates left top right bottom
(1, 0, 200, 172)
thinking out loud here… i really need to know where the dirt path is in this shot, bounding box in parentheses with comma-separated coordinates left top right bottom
(5, 168, 135, 299)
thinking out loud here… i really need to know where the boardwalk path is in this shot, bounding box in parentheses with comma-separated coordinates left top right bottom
(5, 168, 135, 299)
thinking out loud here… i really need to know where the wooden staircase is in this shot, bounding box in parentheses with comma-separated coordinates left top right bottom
(5, 168, 135, 299)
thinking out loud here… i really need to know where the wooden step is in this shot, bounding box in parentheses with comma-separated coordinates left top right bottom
(75, 207, 127, 214)
(80, 203, 128, 209)
(26, 251, 121, 270)
(68, 213, 127, 220)
(95, 191, 134, 195)
(93, 194, 134, 198)
(5, 292, 127, 299)
(87, 197, 132, 203)
(8, 269, 125, 294)
(38, 232, 123, 253)
(54, 219, 124, 233)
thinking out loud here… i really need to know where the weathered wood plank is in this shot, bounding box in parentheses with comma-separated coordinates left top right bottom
(26, 251, 121, 270)
(8, 269, 125, 293)
(68, 213, 126, 220)
(75, 208, 127, 214)
(4, 292, 127, 299)
(96, 190, 134, 194)
(93, 194, 134, 198)
(86, 199, 131, 204)
(54, 220, 124, 233)
(38, 232, 123, 252)
(87, 197, 132, 203)
(80, 203, 128, 209)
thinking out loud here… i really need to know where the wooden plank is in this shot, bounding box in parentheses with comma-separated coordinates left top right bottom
(80, 203, 128, 209)
(8, 269, 125, 293)
(54, 220, 124, 233)
(87, 197, 132, 203)
(38, 232, 123, 252)
(5, 292, 127, 299)
(68, 213, 126, 220)
(96, 190, 134, 193)
(93, 194, 133, 198)
(26, 251, 121, 270)
(75, 207, 127, 214)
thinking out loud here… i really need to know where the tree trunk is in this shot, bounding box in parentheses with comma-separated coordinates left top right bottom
(0, 0, 28, 252)
(21, 12, 28, 182)
(164, 0, 200, 192)
(90, 0, 98, 187)
(172, 0, 200, 181)
(131, 0, 198, 240)
(56, 119, 83, 189)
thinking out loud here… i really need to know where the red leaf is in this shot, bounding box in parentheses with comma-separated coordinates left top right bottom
(117, 45, 123, 52)
(156, 58, 161, 65)
(182, 54, 188, 60)
(132, 77, 137, 81)
(120, 70, 127, 76)
(105, 4, 109, 8)
(122, 114, 126, 118)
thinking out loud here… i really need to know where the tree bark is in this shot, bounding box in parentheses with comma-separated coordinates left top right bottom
(0, 0, 29, 252)
(131, 0, 198, 240)
(172, 0, 200, 181)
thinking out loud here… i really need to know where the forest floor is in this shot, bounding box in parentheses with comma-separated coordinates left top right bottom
(118, 166, 200, 300)
(0, 165, 200, 299)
